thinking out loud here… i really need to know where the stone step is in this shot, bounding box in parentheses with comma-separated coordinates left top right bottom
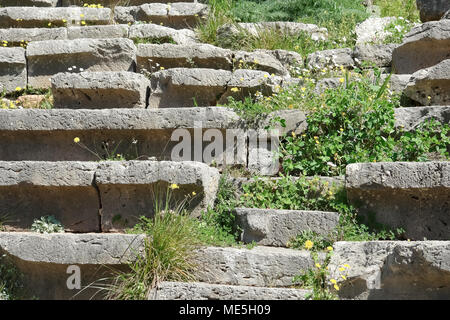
(392, 19, 450, 74)
(404, 59, 450, 106)
(0, 160, 219, 232)
(137, 43, 289, 76)
(0, 108, 305, 175)
(235, 208, 339, 247)
(148, 68, 290, 108)
(194, 246, 319, 287)
(395, 106, 450, 131)
(0, 47, 26, 94)
(26, 38, 136, 88)
(328, 241, 450, 300)
(114, 3, 209, 29)
(2, 0, 59, 7)
(60, 0, 196, 6)
(0, 24, 196, 45)
(0, 231, 145, 300)
(150, 281, 311, 300)
(51, 71, 150, 109)
(0, 7, 111, 28)
(346, 161, 450, 240)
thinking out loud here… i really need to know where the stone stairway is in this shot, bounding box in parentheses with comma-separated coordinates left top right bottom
(0, 0, 449, 301)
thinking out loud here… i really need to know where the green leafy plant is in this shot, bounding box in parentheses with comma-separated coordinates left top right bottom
(382, 17, 415, 44)
(31, 215, 65, 234)
(0, 254, 25, 300)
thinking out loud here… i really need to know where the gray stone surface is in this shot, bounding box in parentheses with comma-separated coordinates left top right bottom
(27, 38, 137, 88)
(2, 0, 58, 6)
(328, 241, 450, 299)
(395, 106, 450, 131)
(0, 7, 111, 28)
(194, 246, 319, 287)
(149, 68, 231, 108)
(95, 161, 220, 230)
(353, 44, 398, 67)
(150, 281, 311, 300)
(0, 232, 145, 300)
(382, 74, 411, 93)
(115, 3, 209, 29)
(235, 208, 339, 247)
(355, 17, 396, 44)
(256, 49, 303, 70)
(234, 50, 289, 76)
(417, 0, 450, 22)
(0, 28, 67, 44)
(137, 43, 233, 72)
(67, 25, 129, 40)
(314, 77, 343, 94)
(61, 0, 194, 5)
(307, 48, 355, 70)
(392, 19, 450, 74)
(346, 162, 450, 240)
(0, 161, 99, 232)
(0, 47, 27, 94)
(404, 59, 450, 105)
(129, 23, 198, 45)
(51, 71, 150, 109)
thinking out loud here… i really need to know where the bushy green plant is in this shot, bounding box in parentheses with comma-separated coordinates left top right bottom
(0, 254, 24, 300)
(31, 215, 64, 234)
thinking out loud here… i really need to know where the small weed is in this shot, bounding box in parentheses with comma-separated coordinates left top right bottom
(31, 215, 65, 234)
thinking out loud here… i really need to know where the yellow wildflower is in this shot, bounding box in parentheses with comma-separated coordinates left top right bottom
(15, 87, 22, 91)
(73, 137, 80, 143)
(334, 284, 340, 291)
(339, 78, 345, 83)
(169, 183, 179, 190)
(343, 264, 350, 269)
(330, 279, 337, 284)
(304, 240, 313, 250)
(315, 263, 321, 269)
(327, 246, 333, 251)
(341, 275, 347, 280)
(192, 191, 196, 196)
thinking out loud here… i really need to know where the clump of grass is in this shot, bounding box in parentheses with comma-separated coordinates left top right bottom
(374, 0, 420, 22)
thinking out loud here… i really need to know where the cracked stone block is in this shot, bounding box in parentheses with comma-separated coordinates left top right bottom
(149, 281, 311, 300)
(95, 161, 220, 231)
(129, 23, 198, 45)
(234, 50, 289, 76)
(328, 241, 450, 299)
(0, 47, 27, 94)
(137, 43, 233, 73)
(0, 28, 67, 45)
(353, 44, 398, 67)
(392, 19, 450, 74)
(194, 246, 321, 287)
(235, 208, 339, 247)
(346, 161, 450, 240)
(0, 161, 99, 233)
(0, 7, 111, 28)
(0, 232, 145, 300)
(417, 0, 450, 22)
(114, 3, 209, 29)
(149, 68, 232, 108)
(404, 59, 450, 105)
(27, 38, 137, 88)
(255, 49, 304, 70)
(307, 48, 355, 70)
(67, 25, 129, 40)
(395, 106, 450, 131)
(51, 71, 150, 109)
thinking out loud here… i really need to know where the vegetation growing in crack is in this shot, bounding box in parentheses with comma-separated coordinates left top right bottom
(31, 215, 65, 234)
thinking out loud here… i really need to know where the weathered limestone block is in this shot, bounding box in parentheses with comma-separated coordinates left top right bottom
(0, 161, 99, 232)
(392, 20, 450, 74)
(404, 59, 450, 105)
(61, 0, 194, 6)
(67, 25, 129, 40)
(149, 68, 231, 108)
(381, 74, 412, 93)
(0, 7, 111, 28)
(355, 17, 396, 44)
(0, 108, 244, 163)
(314, 77, 343, 94)
(353, 44, 398, 67)
(129, 23, 198, 45)
(1, 0, 58, 6)
(0, 28, 67, 45)
(417, 0, 450, 22)
(217, 22, 328, 44)
(137, 43, 233, 73)
(194, 246, 319, 287)
(27, 38, 137, 88)
(115, 3, 208, 29)
(328, 241, 450, 299)
(395, 106, 450, 131)
(0, 232, 145, 300)
(149, 282, 311, 300)
(256, 49, 303, 70)
(234, 50, 289, 76)
(235, 208, 339, 247)
(307, 48, 355, 70)
(346, 162, 450, 240)
(0, 47, 27, 94)
(51, 71, 150, 109)
(95, 161, 220, 231)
